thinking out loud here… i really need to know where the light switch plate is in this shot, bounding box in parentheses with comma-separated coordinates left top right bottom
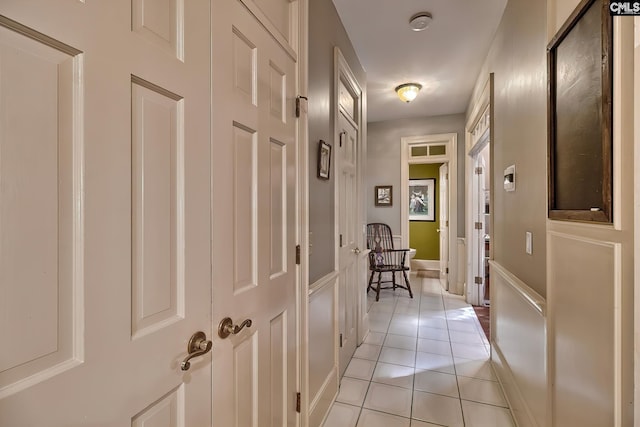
(525, 231, 532, 255)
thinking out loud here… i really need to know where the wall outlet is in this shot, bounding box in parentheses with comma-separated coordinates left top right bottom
(525, 231, 532, 255)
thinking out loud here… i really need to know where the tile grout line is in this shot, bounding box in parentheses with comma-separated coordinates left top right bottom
(408, 275, 425, 422)
(440, 280, 468, 427)
(362, 275, 421, 423)
(351, 292, 400, 426)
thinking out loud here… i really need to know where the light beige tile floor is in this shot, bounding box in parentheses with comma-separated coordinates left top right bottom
(322, 276, 516, 427)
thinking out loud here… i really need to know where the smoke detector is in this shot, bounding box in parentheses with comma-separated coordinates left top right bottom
(409, 12, 432, 31)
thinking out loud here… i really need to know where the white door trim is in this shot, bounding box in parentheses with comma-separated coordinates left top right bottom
(466, 138, 490, 306)
(296, 0, 309, 425)
(400, 133, 459, 294)
(632, 14, 640, 427)
(465, 74, 493, 305)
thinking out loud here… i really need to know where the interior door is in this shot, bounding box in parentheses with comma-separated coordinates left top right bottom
(476, 150, 490, 305)
(211, 0, 299, 424)
(439, 163, 449, 288)
(337, 112, 359, 378)
(0, 1, 212, 425)
(470, 150, 488, 306)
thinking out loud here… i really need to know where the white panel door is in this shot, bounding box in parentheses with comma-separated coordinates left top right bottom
(337, 112, 359, 378)
(0, 1, 212, 426)
(211, 0, 299, 425)
(439, 164, 449, 288)
(470, 151, 489, 306)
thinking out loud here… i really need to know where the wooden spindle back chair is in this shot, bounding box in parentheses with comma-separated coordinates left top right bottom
(365, 223, 413, 301)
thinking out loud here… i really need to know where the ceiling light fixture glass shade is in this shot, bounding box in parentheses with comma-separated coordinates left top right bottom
(395, 83, 422, 103)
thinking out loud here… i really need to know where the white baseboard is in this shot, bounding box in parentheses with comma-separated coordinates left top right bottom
(309, 367, 338, 427)
(411, 259, 440, 270)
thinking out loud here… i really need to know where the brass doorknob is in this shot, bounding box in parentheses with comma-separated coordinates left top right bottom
(180, 331, 212, 371)
(352, 247, 361, 254)
(218, 317, 253, 339)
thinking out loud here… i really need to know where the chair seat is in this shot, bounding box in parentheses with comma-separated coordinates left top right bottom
(371, 264, 409, 272)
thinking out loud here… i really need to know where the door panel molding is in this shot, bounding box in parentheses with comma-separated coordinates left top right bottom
(0, 21, 85, 399)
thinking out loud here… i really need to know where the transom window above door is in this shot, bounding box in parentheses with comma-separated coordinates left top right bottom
(409, 143, 447, 160)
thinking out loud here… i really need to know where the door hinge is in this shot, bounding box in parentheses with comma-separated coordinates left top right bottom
(475, 167, 483, 175)
(446, 267, 449, 274)
(295, 96, 308, 118)
(474, 222, 483, 230)
(296, 245, 301, 265)
(475, 276, 483, 285)
(446, 220, 449, 227)
(339, 131, 346, 147)
(339, 234, 343, 247)
(296, 392, 301, 413)
(339, 333, 343, 347)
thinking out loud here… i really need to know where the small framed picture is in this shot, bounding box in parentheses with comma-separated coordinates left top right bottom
(317, 140, 331, 180)
(375, 185, 393, 206)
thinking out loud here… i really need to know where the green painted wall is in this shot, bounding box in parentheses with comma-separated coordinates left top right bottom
(409, 163, 443, 260)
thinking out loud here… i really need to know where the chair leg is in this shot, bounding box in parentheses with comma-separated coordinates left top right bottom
(376, 272, 382, 301)
(367, 271, 375, 293)
(392, 271, 397, 290)
(402, 270, 413, 299)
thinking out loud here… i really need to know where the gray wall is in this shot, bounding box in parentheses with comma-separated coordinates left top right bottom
(308, 0, 366, 284)
(467, 0, 547, 297)
(366, 114, 466, 236)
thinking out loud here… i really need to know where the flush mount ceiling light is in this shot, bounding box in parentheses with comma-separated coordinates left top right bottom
(395, 83, 422, 103)
(409, 12, 432, 31)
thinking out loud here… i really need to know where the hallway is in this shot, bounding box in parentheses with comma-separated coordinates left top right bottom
(322, 276, 514, 427)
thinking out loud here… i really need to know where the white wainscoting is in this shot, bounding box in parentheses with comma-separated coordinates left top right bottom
(547, 232, 623, 427)
(490, 261, 547, 427)
(308, 272, 339, 427)
(393, 234, 402, 250)
(411, 259, 440, 270)
(457, 238, 466, 295)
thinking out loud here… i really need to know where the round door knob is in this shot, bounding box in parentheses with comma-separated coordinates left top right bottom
(352, 247, 361, 254)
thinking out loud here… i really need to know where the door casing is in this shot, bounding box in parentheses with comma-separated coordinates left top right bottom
(400, 133, 459, 294)
(465, 74, 494, 306)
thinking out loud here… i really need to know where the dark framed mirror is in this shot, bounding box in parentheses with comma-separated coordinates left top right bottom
(547, 0, 613, 222)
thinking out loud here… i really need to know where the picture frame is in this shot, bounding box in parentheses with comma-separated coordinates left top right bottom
(317, 140, 331, 180)
(547, 0, 612, 222)
(409, 179, 435, 221)
(374, 185, 393, 206)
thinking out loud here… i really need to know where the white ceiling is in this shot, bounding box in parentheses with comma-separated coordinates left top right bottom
(331, 0, 508, 123)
